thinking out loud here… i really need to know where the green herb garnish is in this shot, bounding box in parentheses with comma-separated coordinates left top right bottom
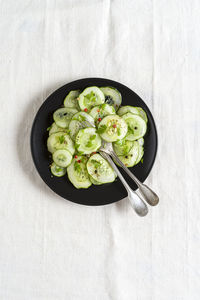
(97, 125, 107, 134)
(117, 128, 121, 136)
(86, 141, 93, 148)
(77, 115, 86, 122)
(80, 156, 87, 163)
(115, 139, 123, 145)
(141, 158, 144, 164)
(127, 127, 134, 135)
(90, 134, 96, 140)
(59, 135, 65, 143)
(47, 125, 52, 131)
(101, 103, 107, 110)
(123, 146, 129, 155)
(90, 159, 101, 169)
(74, 161, 82, 172)
(55, 166, 64, 172)
(78, 151, 84, 155)
(84, 91, 96, 103)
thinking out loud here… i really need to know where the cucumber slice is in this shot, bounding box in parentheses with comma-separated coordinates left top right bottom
(64, 90, 80, 109)
(135, 145, 144, 165)
(113, 138, 134, 156)
(68, 120, 84, 141)
(47, 132, 75, 155)
(48, 122, 69, 136)
(68, 112, 95, 140)
(118, 105, 148, 122)
(50, 162, 67, 177)
(100, 87, 122, 111)
(87, 153, 116, 183)
(97, 115, 127, 142)
(122, 113, 147, 141)
(135, 107, 148, 123)
(117, 106, 139, 116)
(138, 137, 144, 146)
(78, 86, 105, 111)
(67, 155, 92, 189)
(89, 103, 116, 124)
(72, 111, 95, 124)
(75, 128, 101, 154)
(89, 176, 103, 185)
(117, 141, 139, 167)
(53, 107, 78, 128)
(52, 149, 72, 167)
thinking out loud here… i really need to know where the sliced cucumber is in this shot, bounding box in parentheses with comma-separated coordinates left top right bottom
(122, 113, 147, 141)
(50, 162, 67, 177)
(78, 86, 105, 111)
(48, 122, 69, 136)
(117, 105, 148, 123)
(97, 115, 127, 142)
(135, 107, 148, 123)
(100, 87, 122, 111)
(67, 155, 92, 189)
(135, 145, 144, 165)
(118, 106, 148, 122)
(87, 153, 116, 183)
(75, 128, 101, 154)
(47, 132, 75, 155)
(64, 90, 80, 109)
(117, 106, 139, 116)
(52, 149, 72, 167)
(68, 112, 95, 141)
(53, 107, 78, 128)
(113, 138, 134, 156)
(89, 176, 103, 185)
(89, 103, 116, 124)
(68, 120, 84, 141)
(72, 111, 95, 124)
(117, 141, 139, 167)
(138, 137, 144, 146)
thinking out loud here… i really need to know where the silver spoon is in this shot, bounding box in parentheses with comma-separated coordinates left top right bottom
(100, 151, 148, 216)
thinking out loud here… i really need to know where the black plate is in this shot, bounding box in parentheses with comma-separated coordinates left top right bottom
(31, 78, 157, 206)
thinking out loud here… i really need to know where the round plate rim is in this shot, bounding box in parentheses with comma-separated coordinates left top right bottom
(30, 77, 158, 206)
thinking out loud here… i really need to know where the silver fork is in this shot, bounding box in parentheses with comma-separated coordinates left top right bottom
(82, 121, 148, 216)
(100, 150, 148, 216)
(82, 120, 159, 206)
(101, 141, 159, 206)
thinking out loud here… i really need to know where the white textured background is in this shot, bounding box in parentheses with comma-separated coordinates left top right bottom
(0, 0, 200, 299)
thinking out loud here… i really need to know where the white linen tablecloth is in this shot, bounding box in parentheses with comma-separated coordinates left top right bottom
(0, 0, 200, 299)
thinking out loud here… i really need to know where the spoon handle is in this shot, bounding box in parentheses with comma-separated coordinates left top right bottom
(108, 150, 159, 206)
(100, 151, 148, 217)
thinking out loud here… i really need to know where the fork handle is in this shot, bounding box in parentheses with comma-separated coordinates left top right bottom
(109, 150, 159, 206)
(100, 151, 148, 216)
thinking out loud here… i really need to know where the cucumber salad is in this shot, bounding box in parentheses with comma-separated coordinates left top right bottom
(47, 86, 148, 189)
